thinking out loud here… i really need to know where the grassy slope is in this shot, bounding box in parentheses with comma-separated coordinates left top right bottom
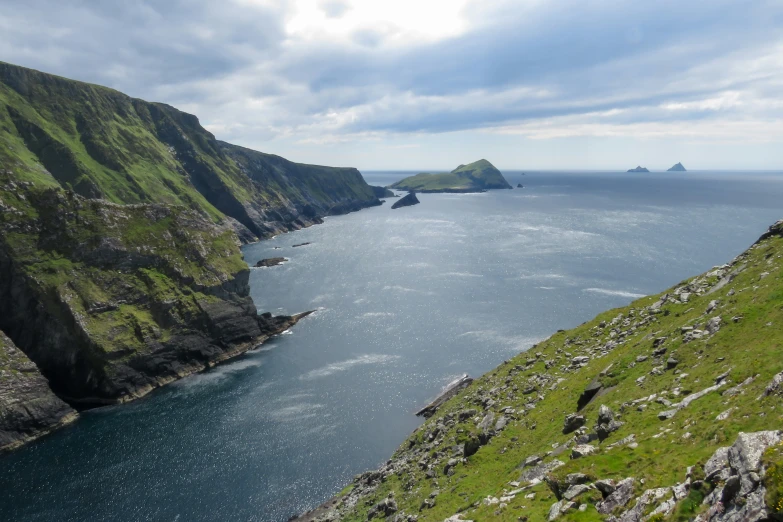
(390, 159, 511, 191)
(0, 61, 376, 238)
(337, 222, 783, 521)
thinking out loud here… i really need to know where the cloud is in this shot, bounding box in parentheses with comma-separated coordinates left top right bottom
(0, 0, 781, 163)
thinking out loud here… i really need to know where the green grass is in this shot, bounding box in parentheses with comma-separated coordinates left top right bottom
(335, 227, 783, 521)
(390, 159, 511, 191)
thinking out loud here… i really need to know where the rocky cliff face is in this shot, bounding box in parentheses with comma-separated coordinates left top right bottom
(0, 331, 77, 453)
(0, 61, 381, 448)
(294, 221, 783, 522)
(0, 180, 312, 405)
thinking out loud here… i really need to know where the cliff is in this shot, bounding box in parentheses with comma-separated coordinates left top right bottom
(0, 61, 378, 448)
(295, 220, 783, 522)
(390, 160, 511, 192)
(0, 61, 380, 242)
(0, 331, 77, 452)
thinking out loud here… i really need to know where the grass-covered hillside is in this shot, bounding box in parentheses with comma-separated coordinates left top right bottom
(303, 220, 783, 522)
(390, 160, 511, 192)
(0, 61, 379, 240)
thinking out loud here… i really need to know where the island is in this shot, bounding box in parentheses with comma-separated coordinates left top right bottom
(667, 162, 687, 172)
(391, 192, 420, 209)
(517, 183, 524, 188)
(389, 159, 511, 192)
(627, 166, 650, 172)
(255, 257, 287, 267)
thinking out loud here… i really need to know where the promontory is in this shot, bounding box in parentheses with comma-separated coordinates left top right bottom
(389, 159, 511, 192)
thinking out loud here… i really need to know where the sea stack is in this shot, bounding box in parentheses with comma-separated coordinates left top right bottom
(391, 192, 420, 209)
(627, 166, 650, 172)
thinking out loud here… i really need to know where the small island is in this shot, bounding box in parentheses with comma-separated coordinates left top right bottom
(389, 159, 511, 193)
(627, 166, 650, 173)
(667, 162, 687, 172)
(391, 192, 420, 209)
(255, 257, 287, 267)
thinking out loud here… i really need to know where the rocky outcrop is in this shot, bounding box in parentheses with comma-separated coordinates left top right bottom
(0, 331, 77, 452)
(391, 192, 420, 210)
(255, 257, 287, 268)
(627, 166, 650, 173)
(416, 375, 473, 417)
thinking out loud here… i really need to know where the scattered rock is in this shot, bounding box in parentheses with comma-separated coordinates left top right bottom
(570, 444, 597, 459)
(596, 478, 635, 514)
(563, 414, 586, 434)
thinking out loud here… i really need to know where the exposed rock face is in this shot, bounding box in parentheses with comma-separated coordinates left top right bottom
(0, 185, 313, 408)
(0, 331, 77, 452)
(255, 257, 287, 268)
(391, 192, 420, 210)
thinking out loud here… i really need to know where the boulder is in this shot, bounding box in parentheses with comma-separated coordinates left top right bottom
(563, 414, 586, 434)
(254, 257, 287, 267)
(596, 478, 635, 514)
(571, 444, 597, 459)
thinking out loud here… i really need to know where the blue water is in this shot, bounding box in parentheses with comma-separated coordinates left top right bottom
(1, 170, 782, 521)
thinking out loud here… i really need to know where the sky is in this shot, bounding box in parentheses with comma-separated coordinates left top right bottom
(1, 0, 782, 170)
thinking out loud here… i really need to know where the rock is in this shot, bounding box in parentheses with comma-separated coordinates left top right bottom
(596, 478, 635, 514)
(562, 484, 591, 501)
(571, 444, 597, 459)
(522, 455, 542, 468)
(706, 316, 722, 335)
(292, 242, 311, 247)
(517, 183, 524, 188)
(563, 414, 586, 434)
(597, 404, 615, 425)
(443, 516, 473, 522)
(0, 331, 78, 452)
(706, 300, 719, 313)
(596, 419, 624, 441)
(254, 257, 287, 267)
(391, 192, 420, 210)
(577, 378, 603, 410)
(495, 416, 508, 431)
(666, 357, 679, 369)
(478, 412, 495, 433)
(444, 458, 459, 475)
(595, 479, 616, 497)
(458, 409, 477, 421)
(519, 459, 564, 483)
(547, 500, 576, 521)
(416, 375, 473, 417)
(367, 498, 398, 520)
(760, 371, 783, 398)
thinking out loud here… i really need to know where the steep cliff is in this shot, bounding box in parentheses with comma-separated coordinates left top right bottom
(0, 61, 380, 241)
(296, 221, 783, 522)
(0, 61, 379, 447)
(0, 177, 312, 405)
(0, 331, 76, 452)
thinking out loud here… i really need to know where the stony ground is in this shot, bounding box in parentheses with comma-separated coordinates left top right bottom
(299, 221, 783, 522)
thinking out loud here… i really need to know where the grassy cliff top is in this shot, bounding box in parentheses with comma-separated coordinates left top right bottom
(330, 220, 783, 521)
(390, 159, 511, 191)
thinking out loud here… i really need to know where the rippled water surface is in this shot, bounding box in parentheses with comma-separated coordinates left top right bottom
(2, 171, 783, 521)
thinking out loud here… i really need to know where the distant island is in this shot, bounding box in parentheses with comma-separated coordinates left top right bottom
(389, 159, 511, 192)
(627, 166, 650, 172)
(667, 162, 687, 172)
